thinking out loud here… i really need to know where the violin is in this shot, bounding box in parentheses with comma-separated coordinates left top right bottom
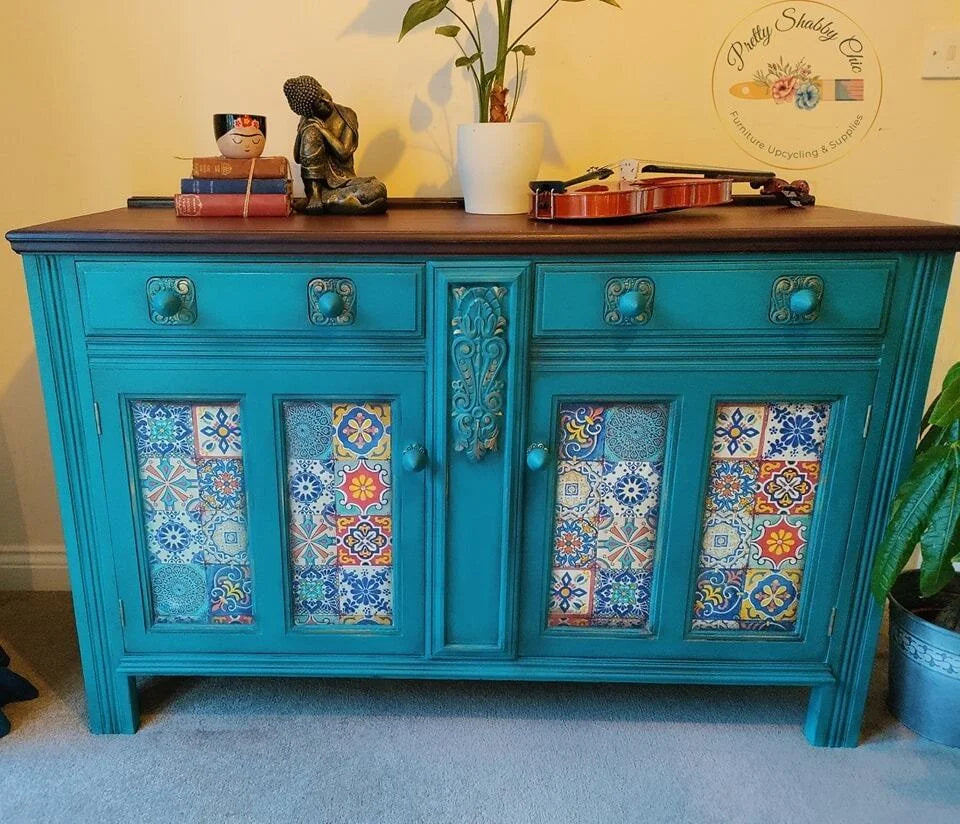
(529, 161, 813, 221)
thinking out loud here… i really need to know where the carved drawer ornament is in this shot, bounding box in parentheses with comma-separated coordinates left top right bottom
(604, 277, 655, 325)
(307, 277, 356, 326)
(450, 285, 508, 462)
(146, 277, 197, 325)
(769, 275, 824, 324)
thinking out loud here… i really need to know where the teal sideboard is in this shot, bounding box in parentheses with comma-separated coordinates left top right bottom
(7, 203, 959, 745)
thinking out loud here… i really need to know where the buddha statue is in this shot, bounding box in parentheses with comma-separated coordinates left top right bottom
(282, 75, 388, 215)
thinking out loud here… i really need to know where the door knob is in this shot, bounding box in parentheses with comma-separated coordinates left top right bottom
(526, 443, 550, 471)
(402, 443, 429, 473)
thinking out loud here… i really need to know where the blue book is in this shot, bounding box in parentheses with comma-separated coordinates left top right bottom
(180, 178, 289, 195)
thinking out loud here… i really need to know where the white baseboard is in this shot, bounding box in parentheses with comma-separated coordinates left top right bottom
(0, 544, 70, 591)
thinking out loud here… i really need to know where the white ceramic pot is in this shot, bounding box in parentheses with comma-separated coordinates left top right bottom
(457, 122, 544, 215)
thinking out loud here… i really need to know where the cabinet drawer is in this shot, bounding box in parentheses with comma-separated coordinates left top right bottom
(77, 261, 423, 337)
(534, 258, 894, 336)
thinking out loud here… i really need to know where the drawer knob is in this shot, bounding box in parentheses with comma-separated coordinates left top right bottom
(770, 275, 824, 324)
(617, 289, 644, 319)
(146, 277, 197, 325)
(402, 443, 429, 473)
(316, 290, 346, 319)
(526, 443, 551, 472)
(150, 288, 183, 318)
(605, 278, 654, 325)
(789, 287, 819, 316)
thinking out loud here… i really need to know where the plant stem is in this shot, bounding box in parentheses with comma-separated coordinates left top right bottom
(508, 0, 559, 52)
(468, 1, 486, 91)
(447, 6, 482, 58)
(452, 36, 486, 121)
(494, 0, 513, 91)
(509, 51, 525, 121)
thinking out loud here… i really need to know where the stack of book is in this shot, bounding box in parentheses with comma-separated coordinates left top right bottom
(174, 156, 292, 217)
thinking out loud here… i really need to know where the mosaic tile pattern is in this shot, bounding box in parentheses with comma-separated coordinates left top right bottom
(132, 401, 253, 625)
(692, 402, 831, 633)
(284, 401, 394, 626)
(548, 402, 668, 629)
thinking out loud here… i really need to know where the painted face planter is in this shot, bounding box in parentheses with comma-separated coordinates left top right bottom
(213, 114, 266, 159)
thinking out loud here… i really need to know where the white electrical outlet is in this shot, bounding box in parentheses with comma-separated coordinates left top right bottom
(922, 29, 960, 79)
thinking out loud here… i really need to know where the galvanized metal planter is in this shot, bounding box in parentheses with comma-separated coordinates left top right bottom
(888, 570, 960, 747)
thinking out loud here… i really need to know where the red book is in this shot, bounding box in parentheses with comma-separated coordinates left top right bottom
(191, 156, 289, 179)
(174, 194, 291, 217)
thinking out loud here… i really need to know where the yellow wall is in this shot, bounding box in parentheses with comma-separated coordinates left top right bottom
(1, 0, 958, 587)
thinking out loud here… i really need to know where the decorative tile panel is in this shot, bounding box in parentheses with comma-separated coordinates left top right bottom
(131, 400, 253, 625)
(547, 402, 669, 629)
(193, 404, 243, 457)
(691, 401, 831, 633)
(283, 400, 395, 627)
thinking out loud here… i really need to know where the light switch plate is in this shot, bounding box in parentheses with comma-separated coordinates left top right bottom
(922, 29, 960, 79)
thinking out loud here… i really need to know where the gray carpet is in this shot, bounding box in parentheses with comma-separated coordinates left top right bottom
(1, 592, 958, 823)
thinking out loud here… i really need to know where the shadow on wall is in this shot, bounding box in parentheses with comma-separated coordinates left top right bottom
(343, 0, 566, 197)
(409, 64, 458, 197)
(0, 352, 61, 547)
(341, 0, 401, 37)
(357, 128, 406, 185)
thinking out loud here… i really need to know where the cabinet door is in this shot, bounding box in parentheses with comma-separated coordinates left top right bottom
(271, 368, 425, 656)
(519, 367, 876, 663)
(93, 365, 425, 656)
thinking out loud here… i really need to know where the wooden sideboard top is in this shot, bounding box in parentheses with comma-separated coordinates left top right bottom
(7, 201, 960, 256)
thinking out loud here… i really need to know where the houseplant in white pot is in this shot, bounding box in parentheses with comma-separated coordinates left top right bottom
(872, 361, 960, 746)
(399, 0, 621, 214)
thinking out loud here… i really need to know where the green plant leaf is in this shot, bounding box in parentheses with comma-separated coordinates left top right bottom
(871, 445, 953, 601)
(455, 52, 481, 67)
(917, 423, 945, 456)
(943, 361, 960, 390)
(919, 391, 941, 433)
(511, 44, 536, 56)
(917, 419, 960, 457)
(919, 447, 960, 595)
(435, 24, 460, 37)
(930, 362, 960, 426)
(399, 0, 450, 41)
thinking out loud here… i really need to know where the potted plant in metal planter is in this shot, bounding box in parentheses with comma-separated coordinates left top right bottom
(399, 0, 620, 214)
(872, 362, 960, 746)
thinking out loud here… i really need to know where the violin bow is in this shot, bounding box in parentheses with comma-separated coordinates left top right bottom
(529, 166, 614, 194)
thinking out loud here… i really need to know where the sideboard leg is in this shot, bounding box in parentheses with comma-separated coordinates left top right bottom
(804, 677, 869, 747)
(86, 671, 139, 734)
(111, 673, 140, 735)
(805, 683, 842, 746)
